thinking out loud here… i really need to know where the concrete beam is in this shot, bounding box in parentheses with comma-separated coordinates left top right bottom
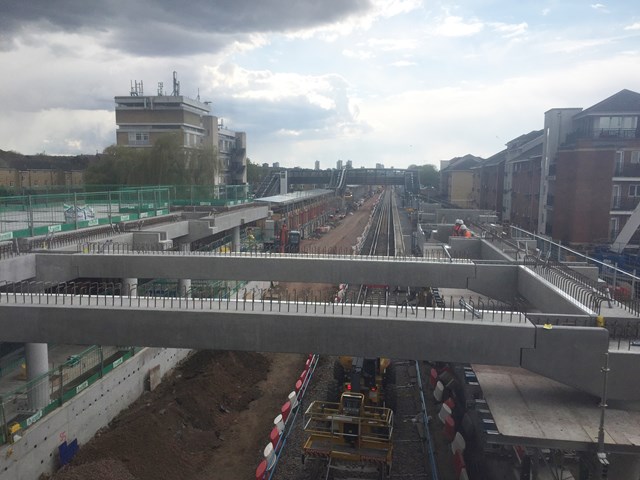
(0, 301, 533, 366)
(0, 254, 36, 283)
(35, 253, 485, 286)
(521, 325, 611, 398)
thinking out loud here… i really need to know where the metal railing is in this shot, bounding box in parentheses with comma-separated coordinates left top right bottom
(509, 225, 640, 308)
(73, 241, 474, 263)
(0, 282, 529, 324)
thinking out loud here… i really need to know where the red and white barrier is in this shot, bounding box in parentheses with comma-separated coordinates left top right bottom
(433, 380, 445, 402)
(255, 459, 268, 480)
(269, 426, 280, 450)
(451, 432, 466, 455)
(288, 390, 298, 409)
(443, 416, 456, 442)
(438, 403, 452, 424)
(263, 443, 276, 470)
(254, 354, 319, 477)
(273, 414, 284, 434)
(280, 401, 292, 422)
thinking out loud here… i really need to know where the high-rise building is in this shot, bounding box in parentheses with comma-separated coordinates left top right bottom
(114, 73, 246, 184)
(314, 160, 320, 170)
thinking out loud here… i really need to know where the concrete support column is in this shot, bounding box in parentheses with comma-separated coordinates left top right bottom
(179, 242, 192, 297)
(607, 454, 640, 479)
(25, 343, 50, 410)
(178, 278, 192, 298)
(232, 226, 241, 252)
(122, 278, 137, 297)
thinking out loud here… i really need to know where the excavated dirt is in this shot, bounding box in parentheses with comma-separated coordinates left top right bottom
(47, 195, 378, 480)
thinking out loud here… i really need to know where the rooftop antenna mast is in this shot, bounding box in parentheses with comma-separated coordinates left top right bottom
(171, 71, 180, 96)
(130, 80, 144, 96)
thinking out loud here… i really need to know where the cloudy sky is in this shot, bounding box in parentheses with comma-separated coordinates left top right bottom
(1, 0, 639, 169)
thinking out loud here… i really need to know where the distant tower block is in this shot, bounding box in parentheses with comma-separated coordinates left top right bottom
(157, 82, 164, 96)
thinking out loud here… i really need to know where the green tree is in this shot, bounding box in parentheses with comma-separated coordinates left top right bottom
(187, 146, 221, 185)
(408, 164, 439, 189)
(86, 134, 222, 186)
(85, 145, 148, 185)
(246, 158, 269, 185)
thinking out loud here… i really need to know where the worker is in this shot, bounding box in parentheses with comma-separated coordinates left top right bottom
(452, 219, 463, 236)
(459, 225, 472, 238)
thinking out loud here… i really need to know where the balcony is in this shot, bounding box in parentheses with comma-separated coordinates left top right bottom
(611, 196, 640, 211)
(614, 164, 640, 177)
(566, 128, 639, 144)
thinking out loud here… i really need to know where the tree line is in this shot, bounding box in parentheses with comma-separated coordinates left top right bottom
(84, 134, 221, 186)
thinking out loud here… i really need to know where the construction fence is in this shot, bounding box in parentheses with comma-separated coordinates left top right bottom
(0, 184, 253, 242)
(0, 345, 139, 446)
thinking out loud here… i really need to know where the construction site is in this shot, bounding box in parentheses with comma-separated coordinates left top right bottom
(0, 168, 639, 479)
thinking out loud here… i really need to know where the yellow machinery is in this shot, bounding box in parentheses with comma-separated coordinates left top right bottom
(333, 357, 393, 408)
(302, 392, 393, 477)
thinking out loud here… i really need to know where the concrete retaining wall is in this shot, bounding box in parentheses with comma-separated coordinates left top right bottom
(0, 347, 191, 480)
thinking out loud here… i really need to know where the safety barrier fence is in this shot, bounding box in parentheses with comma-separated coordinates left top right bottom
(0, 352, 25, 380)
(255, 354, 318, 479)
(0, 184, 253, 242)
(0, 345, 138, 446)
(0, 188, 172, 240)
(0, 286, 530, 324)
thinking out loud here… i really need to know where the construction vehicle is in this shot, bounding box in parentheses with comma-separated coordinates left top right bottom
(261, 281, 284, 301)
(262, 217, 301, 253)
(277, 222, 301, 253)
(287, 229, 301, 253)
(302, 391, 393, 478)
(332, 357, 394, 409)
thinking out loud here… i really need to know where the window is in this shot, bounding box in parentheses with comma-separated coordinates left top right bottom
(632, 151, 640, 164)
(128, 132, 149, 145)
(599, 116, 637, 129)
(630, 185, 640, 197)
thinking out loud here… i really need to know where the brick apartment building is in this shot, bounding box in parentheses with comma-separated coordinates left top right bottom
(465, 89, 640, 250)
(540, 89, 640, 247)
(471, 149, 505, 213)
(0, 153, 88, 191)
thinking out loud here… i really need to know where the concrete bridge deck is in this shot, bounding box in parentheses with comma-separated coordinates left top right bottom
(0, 289, 634, 401)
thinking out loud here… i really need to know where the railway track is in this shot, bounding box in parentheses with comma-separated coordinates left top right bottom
(271, 188, 439, 480)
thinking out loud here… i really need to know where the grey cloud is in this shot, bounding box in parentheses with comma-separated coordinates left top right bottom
(216, 96, 335, 135)
(0, 0, 372, 56)
(215, 93, 370, 145)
